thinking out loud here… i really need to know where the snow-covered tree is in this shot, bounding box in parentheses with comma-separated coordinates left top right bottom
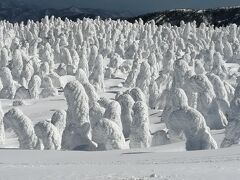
(92, 118, 126, 150)
(129, 101, 152, 149)
(14, 86, 31, 99)
(149, 79, 159, 109)
(34, 120, 61, 150)
(0, 48, 9, 68)
(28, 75, 41, 99)
(82, 82, 99, 109)
(167, 88, 218, 151)
(124, 58, 140, 88)
(40, 77, 58, 98)
(103, 101, 122, 130)
(89, 54, 104, 92)
(129, 87, 146, 102)
(62, 81, 97, 150)
(89, 102, 105, 128)
(3, 108, 39, 149)
(136, 61, 151, 94)
(221, 120, 240, 148)
(189, 74, 216, 121)
(11, 49, 23, 81)
(0, 101, 4, 145)
(0, 67, 16, 99)
(51, 110, 67, 140)
(117, 94, 134, 138)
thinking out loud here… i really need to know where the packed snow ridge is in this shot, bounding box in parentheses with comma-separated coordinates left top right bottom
(0, 16, 240, 151)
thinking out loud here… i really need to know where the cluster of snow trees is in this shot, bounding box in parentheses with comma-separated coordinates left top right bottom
(1, 16, 240, 150)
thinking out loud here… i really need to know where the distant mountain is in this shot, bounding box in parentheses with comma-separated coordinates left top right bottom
(2, 0, 240, 27)
(129, 6, 240, 26)
(0, 0, 133, 23)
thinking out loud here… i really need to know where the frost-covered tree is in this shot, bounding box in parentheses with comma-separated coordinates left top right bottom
(62, 81, 97, 150)
(0, 67, 16, 99)
(0, 101, 4, 145)
(183, 70, 197, 109)
(172, 59, 189, 88)
(135, 61, 151, 94)
(88, 45, 98, 73)
(124, 58, 140, 88)
(148, 53, 159, 79)
(98, 97, 111, 108)
(20, 61, 34, 88)
(89, 102, 105, 128)
(34, 120, 61, 150)
(40, 77, 58, 98)
(211, 52, 227, 79)
(129, 101, 152, 149)
(92, 118, 126, 150)
(206, 98, 228, 130)
(117, 94, 134, 138)
(51, 110, 67, 140)
(61, 48, 73, 65)
(229, 82, 240, 121)
(221, 120, 240, 148)
(82, 82, 99, 109)
(11, 49, 23, 81)
(149, 79, 159, 109)
(103, 101, 122, 130)
(28, 75, 41, 99)
(39, 62, 50, 78)
(221, 80, 240, 147)
(0, 48, 9, 68)
(89, 54, 104, 92)
(194, 61, 205, 75)
(223, 38, 233, 62)
(129, 87, 146, 102)
(75, 68, 89, 84)
(207, 73, 230, 114)
(14, 86, 31, 99)
(167, 88, 218, 151)
(78, 48, 89, 77)
(189, 74, 216, 120)
(3, 108, 39, 149)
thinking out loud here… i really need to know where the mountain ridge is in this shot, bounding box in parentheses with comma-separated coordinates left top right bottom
(129, 6, 240, 26)
(1, 0, 240, 27)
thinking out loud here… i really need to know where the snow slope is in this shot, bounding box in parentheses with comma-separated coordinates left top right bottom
(0, 142, 240, 180)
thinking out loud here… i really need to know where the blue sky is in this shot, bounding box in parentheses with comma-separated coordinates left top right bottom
(23, 0, 240, 14)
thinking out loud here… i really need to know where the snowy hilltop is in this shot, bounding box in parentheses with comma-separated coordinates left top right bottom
(130, 6, 240, 26)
